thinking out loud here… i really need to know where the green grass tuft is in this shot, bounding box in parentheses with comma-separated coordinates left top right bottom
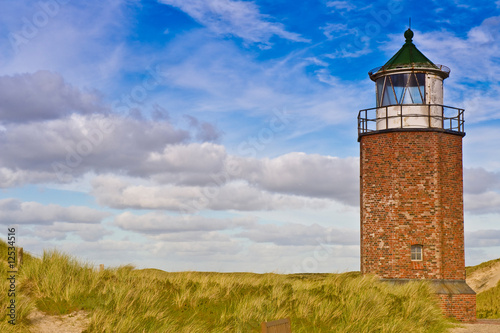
(465, 256, 500, 319)
(476, 279, 500, 319)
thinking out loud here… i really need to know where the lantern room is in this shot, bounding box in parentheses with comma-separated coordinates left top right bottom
(358, 29, 464, 136)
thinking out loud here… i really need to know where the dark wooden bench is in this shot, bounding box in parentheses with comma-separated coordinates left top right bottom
(261, 318, 292, 333)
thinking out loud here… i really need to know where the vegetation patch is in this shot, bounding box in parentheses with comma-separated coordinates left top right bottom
(1, 240, 456, 332)
(476, 279, 500, 319)
(466, 257, 500, 277)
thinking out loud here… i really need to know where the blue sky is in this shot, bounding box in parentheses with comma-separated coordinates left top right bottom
(0, 0, 499, 273)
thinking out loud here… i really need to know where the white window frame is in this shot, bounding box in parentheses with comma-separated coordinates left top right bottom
(411, 244, 423, 261)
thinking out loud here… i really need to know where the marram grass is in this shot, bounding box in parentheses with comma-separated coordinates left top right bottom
(476, 279, 500, 319)
(466, 257, 500, 319)
(1, 240, 456, 332)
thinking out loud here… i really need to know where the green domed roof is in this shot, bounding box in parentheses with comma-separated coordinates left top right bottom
(382, 28, 438, 70)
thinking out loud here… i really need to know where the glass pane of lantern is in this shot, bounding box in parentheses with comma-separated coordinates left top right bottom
(402, 73, 424, 104)
(390, 74, 406, 104)
(415, 73, 425, 103)
(382, 76, 398, 106)
(376, 77, 385, 107)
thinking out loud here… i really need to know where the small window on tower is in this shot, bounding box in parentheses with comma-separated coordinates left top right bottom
(411, 245, 423, 261)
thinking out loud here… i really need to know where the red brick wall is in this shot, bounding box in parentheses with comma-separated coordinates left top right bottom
(437, 294, 476, 322)
(360, 130, 465, 280)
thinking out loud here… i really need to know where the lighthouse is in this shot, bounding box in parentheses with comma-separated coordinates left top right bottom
(358, 29, 476, 322)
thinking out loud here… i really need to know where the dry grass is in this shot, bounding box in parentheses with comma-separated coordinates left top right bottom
(1, 240, 455, 332)
(466, 257, 500, 319)
(466, 258, 500, 277)
(476, 279, 500, 319)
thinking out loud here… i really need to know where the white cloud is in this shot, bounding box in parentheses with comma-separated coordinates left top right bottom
(321, 23, 351, 40)
(144, 142, 226, 178)
(158, 0, 309, 45)
(32, 222, 113, 241)
(150, 238, 243, 258)
(114, 211, 255, 234)
(91, 175, 330, 212)
(463, 167, 500, 214)
(0, 168, 60, 188)
(0, 113, 190, 185)
(237, 223, 359, 246)
(144, 28, 369, 132)
(112, 210, 360, 271)
(466, 229, 500, 247)
(89, 150, 359, 212)
(0, 71, 103, 123)
(464, 167, 500, 194)
(465, 191, 500, 214)
(240, 153, 359, 205)
(326, 1, 356, 12)
(0, 198, 110, 225)
(0, 1, 135, 89)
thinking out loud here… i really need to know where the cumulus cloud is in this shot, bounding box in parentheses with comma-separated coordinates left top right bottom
(466, 229, 500, 247)
(114, 211, 255, 234)
(0, 71, 103, 123)
(158, 0, 308, 45)
(464, 167, 500, 194)
(113, 211, 359, 267)
(463, 167, 500, 214)
(91, 175, 331, 212)
(0, 168, 60, 188)
(0, 113, 190, 185)
(0, 198, 110, 225)
(85, 146, 359, 212)
(237, 223, 359, 246)
(150, 238, 243, 257)
(142, 142, 227, 180)
(32, 222, 112, 241)
(184, 115, 222, 142)
(465, 192, 500, 214)
(240, 153, 359, 205)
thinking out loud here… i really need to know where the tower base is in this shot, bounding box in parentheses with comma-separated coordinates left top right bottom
(383, 279, 476, 322)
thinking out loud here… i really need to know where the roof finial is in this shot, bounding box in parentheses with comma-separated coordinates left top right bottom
(404, 18, 413, 43)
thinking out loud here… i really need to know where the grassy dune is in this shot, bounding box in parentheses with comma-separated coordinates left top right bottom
(1, 240, 455, 332)
(476, 281, 500, 319)
(466, 257, 500, 319)
(466, 257, 500, 277)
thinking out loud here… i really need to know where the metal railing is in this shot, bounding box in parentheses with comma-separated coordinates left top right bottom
(368, 64, 451, 77)
(358, 104, 465, 138)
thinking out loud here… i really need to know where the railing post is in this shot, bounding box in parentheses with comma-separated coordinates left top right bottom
(386, 107, 388, 129)
(428, 104, 431, 128)
(400, 104, 403, 128)
(441, 105, 444, 129)
(461, 109, 464, 132)
(367, 109, 369, 132)
(357, 112, 360, 137)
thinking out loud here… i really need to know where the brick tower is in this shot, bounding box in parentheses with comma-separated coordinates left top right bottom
(358, 28, 476, 322)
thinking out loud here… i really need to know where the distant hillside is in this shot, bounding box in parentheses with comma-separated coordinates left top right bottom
(466, 257, 500, 280)
(466, 257, 500, 294)
(466, 258, 500, 319)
